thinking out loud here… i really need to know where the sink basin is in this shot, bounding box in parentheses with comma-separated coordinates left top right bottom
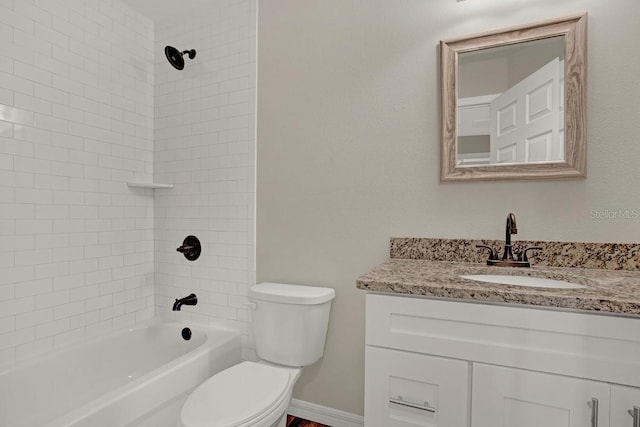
(460, 274, 585, 289)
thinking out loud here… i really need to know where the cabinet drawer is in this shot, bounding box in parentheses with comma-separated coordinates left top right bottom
(365, 294, 640, 387)
(472, 364, 610, 427)
(365, 346, 469, 427)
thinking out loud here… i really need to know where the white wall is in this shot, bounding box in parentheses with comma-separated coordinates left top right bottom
(257, 0, 640, 416)
(0, 0, 155, 365)
(153, 0, 256, 351)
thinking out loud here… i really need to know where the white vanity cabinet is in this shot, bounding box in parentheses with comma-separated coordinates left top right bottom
(364, 294, 640, 427)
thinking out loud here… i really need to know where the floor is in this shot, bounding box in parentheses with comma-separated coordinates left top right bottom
(286, 415, 330, 427)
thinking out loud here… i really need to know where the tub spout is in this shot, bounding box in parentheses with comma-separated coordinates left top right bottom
(173, 293, 197, 311)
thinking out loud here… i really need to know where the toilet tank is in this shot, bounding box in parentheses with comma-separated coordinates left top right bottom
(249, 283, 335, 367)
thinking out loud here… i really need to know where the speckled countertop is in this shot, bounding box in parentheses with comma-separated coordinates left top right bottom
(357, 238, 640, 316)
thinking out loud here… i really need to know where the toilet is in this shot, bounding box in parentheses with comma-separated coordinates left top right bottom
(178, 282, 336, 427)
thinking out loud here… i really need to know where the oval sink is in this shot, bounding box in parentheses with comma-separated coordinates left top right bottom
(460, 274, 585, 289)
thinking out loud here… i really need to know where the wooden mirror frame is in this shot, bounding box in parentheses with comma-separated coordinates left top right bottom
(440, 14, 587, 182)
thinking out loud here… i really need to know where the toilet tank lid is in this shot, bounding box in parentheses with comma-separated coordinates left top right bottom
(250, 282, 335, 305)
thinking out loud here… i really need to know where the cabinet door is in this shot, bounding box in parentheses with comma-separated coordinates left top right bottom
(611, 385, 640, 427)
(472, 364, 610, 427)
(365, 346, 469, 427)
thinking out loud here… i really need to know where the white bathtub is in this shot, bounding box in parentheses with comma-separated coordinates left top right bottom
(0, 319, 242, 427)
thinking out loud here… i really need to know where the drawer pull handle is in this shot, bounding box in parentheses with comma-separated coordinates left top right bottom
(389, 396, 436, 413)
(588, 398, 598, 427)
(628, 406, 640, 427)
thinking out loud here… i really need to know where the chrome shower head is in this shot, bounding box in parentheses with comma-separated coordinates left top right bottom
(165, 46, 197, 70)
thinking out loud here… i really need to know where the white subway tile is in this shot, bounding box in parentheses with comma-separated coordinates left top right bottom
(69, 310, 99, 329)
(34, 174, 69, 191)
(51, 74, 83, 97)
(34, 23, 69, 49)
(0, 104, 34, 126)
(0, 6, 35, 34)
(52, 273, 85, 290)
(0, 87, 13, 106)
(14, 61, 52, 86)
(51, 104, 83, 124)
(0, 71, 35, 95)
(51, 219, 79, 233)
(51, 246, 83, 262)
(69, 284, 99, 302)
(51, 189, 84, 205)
(14, 93, 51, 116)
(0, 219, 15, 237)
(68, 259, 98, 275)
(100, 304, 124, 321)
(15, 249, 52, 267)
(53, 327, 85, 347)
(34, 261, 69, 279)
(16, 308, 53, 329)
(35, 233, 69, 249)
(34, 113, 69, 133)
(85, 319, 113, 337)
(1, 0, 250, 361)
(34, 53, 69, 79)
(0, 347, 15, 365)
(33, 0, 69, 21)
(0, 327, 35, 350)
(84, 270, 111, 286)
(53, 300, 84, 319)
(0, 284, 15, 301)
(0, 295, 35, 316)
(52, 15, 83, 41)
(86, 294, 112, 311)
(36, 317, 69, 338)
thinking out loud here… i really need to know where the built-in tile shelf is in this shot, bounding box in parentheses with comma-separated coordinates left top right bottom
(126, 182, 174, 189)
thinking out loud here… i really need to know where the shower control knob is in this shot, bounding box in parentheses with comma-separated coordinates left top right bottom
(176, 235, 201, 261)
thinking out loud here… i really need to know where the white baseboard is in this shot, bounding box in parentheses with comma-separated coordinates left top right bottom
(287, 398, 364, 427)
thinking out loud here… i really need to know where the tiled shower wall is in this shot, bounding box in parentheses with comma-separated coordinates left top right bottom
(0, 0, 155, 365)
(153, 0, 256, 348)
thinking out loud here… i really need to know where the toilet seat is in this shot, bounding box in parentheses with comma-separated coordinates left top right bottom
(178, 362, 294, 427)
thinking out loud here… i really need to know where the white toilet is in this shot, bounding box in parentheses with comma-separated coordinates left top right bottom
(178, 282, 336, 427)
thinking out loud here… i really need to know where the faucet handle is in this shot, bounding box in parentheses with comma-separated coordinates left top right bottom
(522, 246, 543, 262)
(476, 244, 498, 261)
(514, 247, 523, 262)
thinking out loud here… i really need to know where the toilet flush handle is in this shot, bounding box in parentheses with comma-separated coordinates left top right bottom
(243, 302, 257, 311)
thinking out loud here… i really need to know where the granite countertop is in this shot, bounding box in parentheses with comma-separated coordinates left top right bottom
(356, 258, 640, 316)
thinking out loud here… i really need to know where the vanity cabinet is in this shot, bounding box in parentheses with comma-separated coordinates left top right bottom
(364, 294, 640, 427)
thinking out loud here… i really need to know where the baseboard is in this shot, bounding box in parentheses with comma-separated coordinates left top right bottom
(287, 398, 364, 427)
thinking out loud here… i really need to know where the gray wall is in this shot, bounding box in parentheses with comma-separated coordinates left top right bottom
(459, 37, 565, 98)
(257, 0, 640, 416)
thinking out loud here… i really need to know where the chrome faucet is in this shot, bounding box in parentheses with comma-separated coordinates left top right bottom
(476, 213, 542, 268)
(172, 293, 198, 311)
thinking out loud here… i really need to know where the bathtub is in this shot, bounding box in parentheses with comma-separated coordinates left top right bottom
(0, 319, 242, 427)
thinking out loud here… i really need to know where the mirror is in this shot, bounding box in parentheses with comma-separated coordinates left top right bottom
(440, 14, 587, 182)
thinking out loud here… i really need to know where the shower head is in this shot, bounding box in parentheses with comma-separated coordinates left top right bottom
(165, 46, 197, 70)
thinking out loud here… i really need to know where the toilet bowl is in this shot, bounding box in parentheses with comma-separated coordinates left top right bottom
(178, 362, 301, 427)
(178, 283, 335, 427)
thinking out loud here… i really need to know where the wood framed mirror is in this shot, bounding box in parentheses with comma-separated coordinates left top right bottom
(440, 14, 587, 182)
